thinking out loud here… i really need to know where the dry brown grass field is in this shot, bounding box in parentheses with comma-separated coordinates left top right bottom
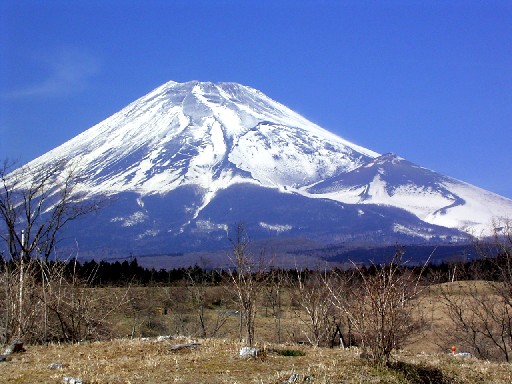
(1, 281, 512, 383)
(2, 337, 512, 383)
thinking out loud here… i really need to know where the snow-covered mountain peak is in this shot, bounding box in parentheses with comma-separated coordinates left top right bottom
(307, 153, 512, 235)
(8, 79, 512, 255)
(25, 81, 378, 197)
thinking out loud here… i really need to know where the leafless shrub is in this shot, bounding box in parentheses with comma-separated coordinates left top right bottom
(263, 265, 286, 343)
(227, 223, 266, 347)
(0, 255, 126, 344)
(162, 286, 192, 336)
(439, 219, 512, 362)
(42, 258, 126, 343)
(187, 269, 228, 338)
(439, 280, 512, 361)
(0, 159, 116, 344)
(329, 247, 427, 365)
(292, 269, 337, 347)
(0, 257, 44, 343)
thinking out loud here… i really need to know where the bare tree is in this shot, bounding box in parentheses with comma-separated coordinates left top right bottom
(0, 159, 101, 342)
(439, 280, 512, 361)
(440, 219, 512, 362)
(41, 258, 125, 343)
(187, 267, 228, 338)
(0, 256, 43, 343)
(329, 247, 427, 365)
(264, 265, 286, 343)
(293, 269, 336, 347)
(0, 159, 100, 263)
(227, 223, 265, 347)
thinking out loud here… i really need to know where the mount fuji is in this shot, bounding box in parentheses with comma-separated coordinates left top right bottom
(11, 81, 512, 259)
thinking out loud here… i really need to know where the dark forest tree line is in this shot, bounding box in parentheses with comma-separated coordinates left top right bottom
(2, 251, 508, 287)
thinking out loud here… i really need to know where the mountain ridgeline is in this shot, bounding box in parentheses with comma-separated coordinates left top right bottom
(11, 81, 512, 261)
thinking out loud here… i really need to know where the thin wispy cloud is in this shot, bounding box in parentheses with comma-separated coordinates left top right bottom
(6, 48, 101, 99)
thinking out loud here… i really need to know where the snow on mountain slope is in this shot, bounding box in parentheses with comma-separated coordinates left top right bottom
(307, 153, 512, 235)
(27, 81, 377, 200)
(11, 80, 512, 252)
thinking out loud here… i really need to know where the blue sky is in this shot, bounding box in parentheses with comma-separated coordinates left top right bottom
(1, 0, 511, 198)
